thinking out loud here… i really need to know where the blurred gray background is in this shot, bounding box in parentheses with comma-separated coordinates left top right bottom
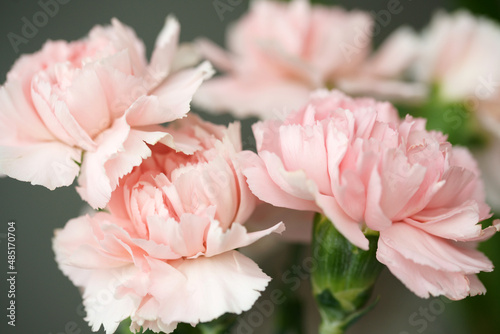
(2, 0, 496, 333)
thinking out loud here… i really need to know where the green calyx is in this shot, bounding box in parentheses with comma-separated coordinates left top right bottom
(311, 213, 384, 334)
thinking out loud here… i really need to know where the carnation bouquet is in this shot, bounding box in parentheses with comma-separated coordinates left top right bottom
(1, 1, 500, 333)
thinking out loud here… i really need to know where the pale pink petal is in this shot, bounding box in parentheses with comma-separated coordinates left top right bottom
(364, 26, 420, 78)
(170, 43, 203, 73)
(379, 149, 428, 219)
(126, 61, 213, 126)
(54, 217, 142, 333)
(314, 193, 369, 250)
(0, 80, 52, 142)
(205, 220, 285, 257)
(196, 38, 234, 72)
(104, 128, 167, 190)
(62, 67, 111, 138)
(30, 77, 79, 146)
(193, 77, 311, 119)
(449, 147, 491, 219)
(377, 231, 488, 300)
(147, 16, 180, 88)
(147, 215, 208, 258)
(466, 219, 500, 242)
(379, 224, 492, 273)
(131, 299, 178, 334)
(110, 18, 147, 75)
(77, 116, 130, 209)
(132, 239, 181, 261)
(425, 166, 477, 210)
(406, 201, 482, 241)
(150, 251, 271, 324)
(466, 274, 487, 297)
(171, 156, 239, 229)
(260, 151, 318, 201)
(54, 215, 133, 269)
(52, 100, 97, 151)
(308, 9, 372, 77)
(0, 141, 81, 189)
(279, 123, 331, 194)
(325, 118, 373, 224)
(158, 129, 201, 154)
(324, 116, 349, 188)
(364, 166, 392, 231)
(233, 152, 259, 224)
(82, 267, 142, 334)
(244, 151, 320, 212)
(93, 52, 146, 117)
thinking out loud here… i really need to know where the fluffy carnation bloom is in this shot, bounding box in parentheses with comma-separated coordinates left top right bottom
(53, 115, 284, 333)
(413, 11, 500, 102)
(243, 89, 499, 299)
(193, 0, 372, 119)
(415, 10, 500, 139)
(0, 16, 212, 208)
(355, 11, 500, 122)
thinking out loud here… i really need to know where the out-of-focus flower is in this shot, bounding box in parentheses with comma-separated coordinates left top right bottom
(414, 11, 500, 102)
(474, 138, 500, 213)
(418, 11, 500, 141)
(335, 26, 427, 103)
(356, 11, 500, 131)
(193, 0, 372, 119)
(244, 89, 499, 299)
(411, 11, 500, 211)
(0, 16, 212, 208)
(53, 115, 284, 333)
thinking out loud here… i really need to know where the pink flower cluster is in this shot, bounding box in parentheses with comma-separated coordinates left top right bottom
(0, 1, 498, 333)
(0, 14, 284, 334)
(244, 90, 498, 299)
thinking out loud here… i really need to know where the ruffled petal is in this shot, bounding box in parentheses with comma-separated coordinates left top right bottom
(205, 220, 285, 257)
(149, 251, 271, 325)
(0, 80, 53, 142)
(147, 16, 180, 89)
(377, 228, 489, 300)
(126, 61, 213, 126)
(0, 141, 81, 189)
(378, 223, 492, 278)
(243, 151, 319, 212)
(77, 116, 130, 208)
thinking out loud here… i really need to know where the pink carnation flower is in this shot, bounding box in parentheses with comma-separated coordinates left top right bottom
(414, 10, 500, 139)
(349, 10, 500, 120)
(53, 115, 284, 333)
(413, 11, 500, 102)
(243, 89, 499, 299)
(193, 0, 372, 119)
(0, 16, 213, 208)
